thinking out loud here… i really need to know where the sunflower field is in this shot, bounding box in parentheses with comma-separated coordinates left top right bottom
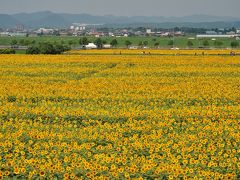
(0, 53, 239, 179)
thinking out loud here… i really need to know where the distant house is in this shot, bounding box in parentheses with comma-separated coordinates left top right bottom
(0, 32, 9, 37)
(146, 29, 152, 34)
(103, 44, 112, 49)
(161, 32, 170, 37)
(109, 32, 114, 37)
(206, 31, 217, 35)
(84, 43, 97, 49)
(196, 34, 235, 38)
(0, 32, 27, 37)
(36, 28, 54, 35)
(9, 32, 27, 37)
(227, 31, 236, 35)
(174, 31, 184, 36)
(88, 32, 104, 37)
(129, 46, 139, 50)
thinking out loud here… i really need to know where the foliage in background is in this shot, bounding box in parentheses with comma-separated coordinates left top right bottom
(26, 42, 70, 54)
(0, 49, 15, 54)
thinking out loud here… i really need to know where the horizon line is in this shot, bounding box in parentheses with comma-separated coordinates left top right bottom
(2, 10, 240, 19)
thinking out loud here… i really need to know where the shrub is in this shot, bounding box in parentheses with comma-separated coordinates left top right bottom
(26, 42, 70, 54)
(0, 49, 16, 54)
(187, 40, 194, 48)
(7, 95, 17, 102)
(26, 46, 40, 54)
(203, 40, 210, 47)
(231, 41, 239, 48)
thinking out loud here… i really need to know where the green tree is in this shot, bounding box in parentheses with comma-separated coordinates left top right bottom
(94, 38, 103, 49)
(138, 41, 144, 48)
(154, 42, 160, 48)
(26, 43, 70, 54)
(168, 40, 174, 46)
(39, 43, 55, 54)
(203, 40, 210, 47)
(110, 39, 118, 47)
(230, 41, 239, 48)
(19, 39, 25, 46)
(187, 40, 194, 48)
(0, 49, 16, 54)
(125, 40, 132, 48)
(102, 40, 107, 44)
(79, 37, 89, 45)
(31, 40, 36, 45)
(23, 40, 31, 46)
(26, 46, 40, 54)
(214, 40, 223, 47)
(143, 41, 148, 47)
(10, 39, 18, 46)
(68, 40, 74, 47)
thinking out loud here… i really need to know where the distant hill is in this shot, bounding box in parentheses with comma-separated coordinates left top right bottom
(106, 21, 240, 29)
(0, 11, 240, 29)
(0, 14, 20, 28)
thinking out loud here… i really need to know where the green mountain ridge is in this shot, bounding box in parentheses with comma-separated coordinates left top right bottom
(0, 11, 239, 29)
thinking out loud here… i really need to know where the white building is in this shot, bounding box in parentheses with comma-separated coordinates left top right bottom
(71, 24, 86, 32)
(103, 44, 112, 49)
(0, 32, 27, 37)
(146, 29, 152, 34)
(84, 43, 97, 49)
(161, 32, 170, 37)
(0, 32, 10, 37)
(206, 31, 217, 35)
(227, 31, 236, 35)
(129, 46, 138, 50)
(108, 32, 114, 37)
(175, 31, 184, 36)
(79, 26, 86, 31)
(196, 34, 235, 38)
(36, 28, 54, 35)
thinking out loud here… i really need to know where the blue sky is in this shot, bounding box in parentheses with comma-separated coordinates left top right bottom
(1, 0, 240, 17)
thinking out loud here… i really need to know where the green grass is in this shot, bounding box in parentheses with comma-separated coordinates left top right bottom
(0, 35, 237, 49)
(15, 50, 26, 54)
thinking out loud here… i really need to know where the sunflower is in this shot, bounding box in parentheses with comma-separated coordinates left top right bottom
(4, 171, 10, 177)
(39, 171, 45, 177)
(64, 173, 69, 179)
(13, 167, 20, 175)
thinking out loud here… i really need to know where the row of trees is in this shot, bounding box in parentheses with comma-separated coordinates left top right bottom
(0, 49, 15, 54)
(26, 42, 70, 54)
(1, 39, 239, 54)
(79, 37, 240, 49)
(186, 40, 239, 48)
(10, 39, 76, 47)
(79, 37, 120, 48)
(7, 37, 240, 53)
(10, 39, 36, 46)
(79, 37, 144, 48)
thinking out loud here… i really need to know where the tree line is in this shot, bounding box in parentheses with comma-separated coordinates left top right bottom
(0, 49, 16, 54)
(80, 37, 240, 49)
(26, 42, 70, 54)
(0, 37, 239, 54)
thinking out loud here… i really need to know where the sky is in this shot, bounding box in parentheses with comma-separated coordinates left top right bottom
(1, 0, 240, 17)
